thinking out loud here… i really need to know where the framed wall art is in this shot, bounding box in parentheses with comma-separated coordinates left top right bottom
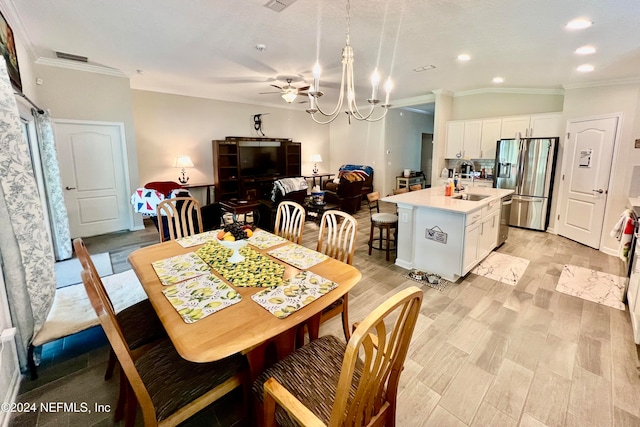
(0, 10, 21, 91)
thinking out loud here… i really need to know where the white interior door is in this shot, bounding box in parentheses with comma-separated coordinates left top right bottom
(557, 116, 618, 248)
(54, 121, 131, 238)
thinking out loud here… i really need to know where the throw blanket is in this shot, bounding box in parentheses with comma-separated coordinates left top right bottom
(272, 178, 308, 202)
(610, 209, 636, 261)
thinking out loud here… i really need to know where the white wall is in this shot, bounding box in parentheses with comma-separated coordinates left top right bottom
(558, 83, 640, 253)
(131, 90, 330, 187)
(451, 92, 564, 120)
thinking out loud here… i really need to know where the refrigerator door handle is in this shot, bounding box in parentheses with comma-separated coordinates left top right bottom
(516, 139, 526, 194)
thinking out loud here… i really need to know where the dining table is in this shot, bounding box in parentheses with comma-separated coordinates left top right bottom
(128, 229, 362, 379)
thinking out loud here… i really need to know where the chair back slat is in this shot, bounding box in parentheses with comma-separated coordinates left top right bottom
(73, 238, 116, 313)
(366, 192, 381, 216)
(330, 286, 423, 427)
(274, 201, 305, 244)
(317, 210, 357, 265)
(80, 268, 157, 425)
(157, 197, 203, 242)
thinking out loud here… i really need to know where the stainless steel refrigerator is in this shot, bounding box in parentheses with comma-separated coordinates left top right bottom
(494, 137, 558, 231)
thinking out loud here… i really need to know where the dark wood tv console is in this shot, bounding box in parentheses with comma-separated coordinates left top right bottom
(212, 137, 301, 201)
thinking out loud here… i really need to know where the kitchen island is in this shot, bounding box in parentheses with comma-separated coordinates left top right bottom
(382, 186, 514, 281)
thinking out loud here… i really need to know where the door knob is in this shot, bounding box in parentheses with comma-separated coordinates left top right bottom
(592, 189, 604, 194)
(65, 186, 77, 190)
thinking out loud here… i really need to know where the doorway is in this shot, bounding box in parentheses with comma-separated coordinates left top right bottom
(420, 133, 433, 187)
(54, 120, 132, 238)
(556, 115, 619, 249)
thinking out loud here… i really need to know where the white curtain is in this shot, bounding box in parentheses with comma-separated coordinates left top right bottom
(34, 111, 72, 260)
(0, 58, 56, 370)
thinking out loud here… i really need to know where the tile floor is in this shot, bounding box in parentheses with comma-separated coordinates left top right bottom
(9, 205, 640, 427)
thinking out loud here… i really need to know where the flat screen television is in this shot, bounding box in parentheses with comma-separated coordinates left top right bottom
(238, 142, 285, 177)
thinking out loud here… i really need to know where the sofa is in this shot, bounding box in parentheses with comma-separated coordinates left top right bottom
(324, 164, 374, 198)
(258, 177, 308, 231)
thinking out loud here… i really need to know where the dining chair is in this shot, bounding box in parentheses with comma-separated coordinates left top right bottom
(273, 201, 306, 244)
(316, 210, 357, 340)
(254, 286, 423, 427)
(73, 238, 167, 422)
(156, 197, 203, 242)
(392, 187, 409, 195)
(366, 192, 398, 261)
(81, 267, 250, 427)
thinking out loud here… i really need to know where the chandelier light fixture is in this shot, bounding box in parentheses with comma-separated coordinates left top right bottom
(306, 0, 392, 124)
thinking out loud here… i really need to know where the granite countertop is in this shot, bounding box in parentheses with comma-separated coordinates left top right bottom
(382, 186, 514, 214)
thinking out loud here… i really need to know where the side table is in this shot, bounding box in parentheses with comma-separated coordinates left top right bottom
(303, 201, 339, 224)
(220, 200, 261, 225)
(303, 173, 335, 189)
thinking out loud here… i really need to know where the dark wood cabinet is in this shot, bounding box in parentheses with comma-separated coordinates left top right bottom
(212, 137, 302, 201)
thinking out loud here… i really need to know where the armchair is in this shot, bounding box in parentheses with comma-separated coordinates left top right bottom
(323, 172, 365, 214)
(324, 164, 374, 197)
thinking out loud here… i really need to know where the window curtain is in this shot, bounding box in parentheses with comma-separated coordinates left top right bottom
(0, 58, 56, 370)
(34, 111, 72, 260)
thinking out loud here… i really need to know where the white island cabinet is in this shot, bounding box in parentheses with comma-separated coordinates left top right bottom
(382, 186, 514, 282)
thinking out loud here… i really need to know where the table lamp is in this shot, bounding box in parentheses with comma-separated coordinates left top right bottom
(311, 154, 322, 175)
(174, 155, 194, 184)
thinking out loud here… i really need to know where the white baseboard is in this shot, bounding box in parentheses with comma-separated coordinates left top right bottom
(130, 224, 145, 231)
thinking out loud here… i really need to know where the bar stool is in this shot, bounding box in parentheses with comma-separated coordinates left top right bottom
(366, 192, 398, 261)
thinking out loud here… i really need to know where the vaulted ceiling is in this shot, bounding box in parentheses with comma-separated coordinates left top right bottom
(5, 0, 640, 112)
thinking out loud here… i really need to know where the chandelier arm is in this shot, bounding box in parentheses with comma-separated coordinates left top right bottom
(313, 61, 348, 118)
(309, 111, 341, 125)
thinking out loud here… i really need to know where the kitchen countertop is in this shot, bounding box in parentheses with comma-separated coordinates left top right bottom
(382, 186, 514, 214)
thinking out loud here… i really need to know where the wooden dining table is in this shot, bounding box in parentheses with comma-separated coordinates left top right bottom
(128, 232, 362, 378)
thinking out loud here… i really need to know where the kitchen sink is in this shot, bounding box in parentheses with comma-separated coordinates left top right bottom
(451, 193, 490, 201)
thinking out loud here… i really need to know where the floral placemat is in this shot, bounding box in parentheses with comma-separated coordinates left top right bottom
(151, 252, 211, 285)
(196, 241, 285, 287)
(267, 244, 329, 269)
(247, 229, 288, 249)
(176, 230, 221, 248)
(252, 271, 338, 318)
(163, 274, 242, 323)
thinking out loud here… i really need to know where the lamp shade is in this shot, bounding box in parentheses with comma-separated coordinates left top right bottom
(281, 92, 297, 103)
(311, 154, 323, 163)
(174, 155, 194, 168)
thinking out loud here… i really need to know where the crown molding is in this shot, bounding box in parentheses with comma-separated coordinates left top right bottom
(35, 57, 129, 78)
(431, 89, 454, 96)
(391, 93, 436, 109)
(562, 76, 640, 90)
(453, 87, 564, 97)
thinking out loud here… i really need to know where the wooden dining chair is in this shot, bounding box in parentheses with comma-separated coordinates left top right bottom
(316, 210, 357, 340)
(73, 238, 167, 421)
(273, 201, 306, 244)
(81, 267, 250, 427)
(156, 197, 203, 242)
(254, 286, 423, 427)
(392, 187, 409, 195)
(366, 192, 398, 261)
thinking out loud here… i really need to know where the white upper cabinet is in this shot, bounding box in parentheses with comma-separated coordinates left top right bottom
(530, 113, 563, 137)
(445, 120, 481, 159)
(500, 116, 531, 139)
(480, 118, 502, 160)
(500, 113, 562, 139)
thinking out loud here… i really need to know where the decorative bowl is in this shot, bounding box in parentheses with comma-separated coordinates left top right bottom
(216, 238, 248, 263)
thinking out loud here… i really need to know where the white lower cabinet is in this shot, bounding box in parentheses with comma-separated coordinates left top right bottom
(479, 210, 499, 260)
(463, 211, 482, 273)
(463, 201, 500, 275)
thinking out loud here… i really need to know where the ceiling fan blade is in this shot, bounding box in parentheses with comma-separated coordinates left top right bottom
(297, 85, 310, 92)
(259, 91, 281, 95)
(270, 84, 283, 90)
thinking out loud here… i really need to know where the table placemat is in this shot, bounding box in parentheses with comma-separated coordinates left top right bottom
(196, 241, 285, 287)
(176, 230, 221, 248)
(151, 252, 211, 285)
(247, 229, 288, 249)
(252, 271, 338, 318)
(163, 274, 242, 323)
(267, 244, 329, 269)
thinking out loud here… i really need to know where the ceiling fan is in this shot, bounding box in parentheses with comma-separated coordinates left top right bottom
(260, 78, 310, 103)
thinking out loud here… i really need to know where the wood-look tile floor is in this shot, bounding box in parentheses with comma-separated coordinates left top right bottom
(10, 203, 640, 427)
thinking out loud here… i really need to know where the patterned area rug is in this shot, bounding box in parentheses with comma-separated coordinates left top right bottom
(403, 270, 452, 291)
(54, 252, 113, 288)
(471, 252, 530, 286)
(556, 265, 626, 311)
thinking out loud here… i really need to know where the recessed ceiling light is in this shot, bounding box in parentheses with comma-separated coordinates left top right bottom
(457, 54, 471, 61)
(566, 18, 592, 30)
(575, 46, 596, 55)
(577, 64, 594, 72)
(492, 77, 504, 83)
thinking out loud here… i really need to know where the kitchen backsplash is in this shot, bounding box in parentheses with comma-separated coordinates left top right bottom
(446, 159, 495, 174)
